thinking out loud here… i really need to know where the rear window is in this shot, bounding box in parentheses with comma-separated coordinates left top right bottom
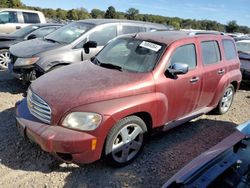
(170, 44, 197, 70)
(23, 12, 40, 23)
(201, 41, 221, 65)
(223, 39, 237, 60)
(122, 25, 146, 34)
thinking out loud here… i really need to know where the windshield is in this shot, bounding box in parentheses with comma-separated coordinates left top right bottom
(236, 42, 250, 53)
(9, 25, 39, 37)
(94, 37, 164, 73)
(45, 22, 94, 44)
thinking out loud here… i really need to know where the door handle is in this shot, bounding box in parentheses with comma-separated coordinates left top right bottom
(16, 26, 21, 29)
(218, 69, 225, 75)
(190, 77, 199, 83)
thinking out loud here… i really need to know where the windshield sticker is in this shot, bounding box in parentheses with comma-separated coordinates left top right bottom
(139, 41, 162, 52)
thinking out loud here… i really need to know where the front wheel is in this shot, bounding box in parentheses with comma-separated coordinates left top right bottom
(104, 116, 147, 167)
(215, 84, 235, 114)
(0, 49, 10, 71)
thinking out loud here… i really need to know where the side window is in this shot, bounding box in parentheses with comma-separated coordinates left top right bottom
(122, 25, 146, 34)
(201, 41, 221, 65)
(29, 27, 59, 38)
(23, 12, 40, 23)
(170, 44, 197, 70)
(222, 39, 237, 60)
(0, 11, 18, 23)
(89, 25, 117, 46)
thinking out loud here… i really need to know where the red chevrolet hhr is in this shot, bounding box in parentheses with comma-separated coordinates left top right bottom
(15, 31, 242, 166)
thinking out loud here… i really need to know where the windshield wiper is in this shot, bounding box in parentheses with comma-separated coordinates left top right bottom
(99, 63, 123, 71)
(91, 57, 123, 71)
(44, 38, 61, 44)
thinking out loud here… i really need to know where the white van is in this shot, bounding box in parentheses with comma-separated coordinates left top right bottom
(0, 8, 46, 33)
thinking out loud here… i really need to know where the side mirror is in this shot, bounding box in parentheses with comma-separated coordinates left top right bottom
(168, 63, 189, 75)
(27, 34, 37, 40)
(83, 41, 97, 54)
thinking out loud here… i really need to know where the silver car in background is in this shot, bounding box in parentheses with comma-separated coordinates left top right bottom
(8, 19, 168, 83)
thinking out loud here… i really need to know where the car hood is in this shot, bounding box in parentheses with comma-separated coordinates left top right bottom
(31, 60, 155, 122)
(9, 38, 63, 57)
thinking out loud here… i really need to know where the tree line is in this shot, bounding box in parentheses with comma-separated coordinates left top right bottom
(1, 0, 249, 34)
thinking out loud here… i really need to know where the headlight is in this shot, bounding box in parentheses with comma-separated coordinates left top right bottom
(62, 112, 102, 131)
(14, 57, 40, 67)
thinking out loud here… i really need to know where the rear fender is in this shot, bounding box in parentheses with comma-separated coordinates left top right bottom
(210, 69, 241, 107)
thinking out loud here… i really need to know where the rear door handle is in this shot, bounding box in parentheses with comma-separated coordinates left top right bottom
(16, 26, 21, 29)
(218, 69, 225, 75)
(190, 76, 199, 83)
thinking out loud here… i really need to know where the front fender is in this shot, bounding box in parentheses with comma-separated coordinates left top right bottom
(63, 93, 168, 160)
(71, 92, 168, 129)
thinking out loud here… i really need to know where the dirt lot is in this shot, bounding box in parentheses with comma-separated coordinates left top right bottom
(0, 71, 249, 188)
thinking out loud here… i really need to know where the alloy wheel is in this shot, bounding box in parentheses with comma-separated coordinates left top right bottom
(111, 123, 144, 163)
(0, 50, 10, 70)
(220, 87, 234, 113)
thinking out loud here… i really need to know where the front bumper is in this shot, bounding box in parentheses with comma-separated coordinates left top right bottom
(15, 99, 100, 164)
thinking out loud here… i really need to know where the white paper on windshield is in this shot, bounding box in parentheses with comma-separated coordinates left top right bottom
(139, 41, 162, 52)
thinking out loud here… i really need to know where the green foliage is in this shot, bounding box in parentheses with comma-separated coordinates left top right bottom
(126, 8, 139, 20)
(1, 0, 249, 33)
(105, 6, 116, 19)
(91, 9, 105, 19)
(225, 20, 239, 33)
(0, 0, 25, 8)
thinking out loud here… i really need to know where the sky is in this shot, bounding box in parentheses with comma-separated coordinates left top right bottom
(22, 0, 250, 27)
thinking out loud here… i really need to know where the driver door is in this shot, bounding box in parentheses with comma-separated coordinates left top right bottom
(157, 41, 202, 122)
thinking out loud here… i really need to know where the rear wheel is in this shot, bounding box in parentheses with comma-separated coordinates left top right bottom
(0, 49, 10, 71)
(104, 116, 147, 167)
(215, 84, 235, 114)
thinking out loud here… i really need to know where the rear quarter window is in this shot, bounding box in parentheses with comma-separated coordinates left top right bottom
(201, 41, 221, 65)
(23, 12, 40, 23)
(222, 39, 237, 60)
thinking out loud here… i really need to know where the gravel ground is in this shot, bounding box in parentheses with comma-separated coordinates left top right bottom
(0, 71, 249, 188)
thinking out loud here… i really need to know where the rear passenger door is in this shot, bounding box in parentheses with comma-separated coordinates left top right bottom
(197, 39, 226, 108)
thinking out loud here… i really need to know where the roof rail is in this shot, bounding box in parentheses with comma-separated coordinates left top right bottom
(188, 31, 224, 36)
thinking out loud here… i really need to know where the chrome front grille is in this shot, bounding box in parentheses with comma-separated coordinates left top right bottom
(27, 89, 51, 124)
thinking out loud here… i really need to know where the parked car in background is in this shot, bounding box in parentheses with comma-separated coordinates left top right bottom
(0, 23, 63, 70)
(0, 8, 46, 34)
(15, 31, 241, 166)
(236, 40, 250, 81)
(234, 36, 250, 42)
(9, 19, 168, 83)
(162, 120, 250, 188)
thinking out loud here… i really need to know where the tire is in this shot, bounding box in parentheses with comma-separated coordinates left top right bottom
(104, 116, 148, 167)
(0, 49, 10, 71)
(214, 84, 235, 115)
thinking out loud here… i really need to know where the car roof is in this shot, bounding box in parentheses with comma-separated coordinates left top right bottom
(30, 23, 64, 27)
(77, 19, 168, 28)
(133, 31, 232, 45)
(0, 8, 43, 13)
